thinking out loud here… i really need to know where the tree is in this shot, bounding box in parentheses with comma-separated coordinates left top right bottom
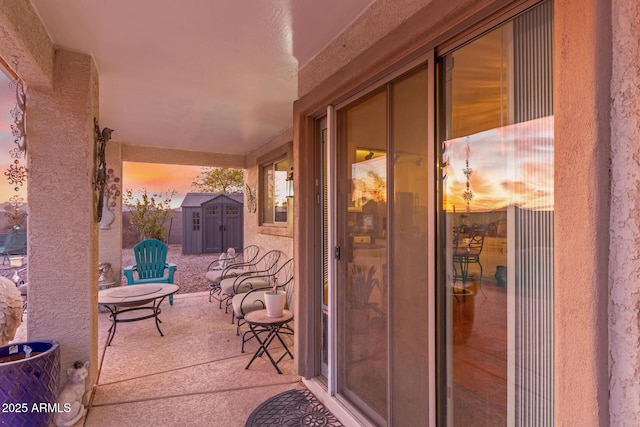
(191, 167, 244, 193)
(123, 189, 176, 241)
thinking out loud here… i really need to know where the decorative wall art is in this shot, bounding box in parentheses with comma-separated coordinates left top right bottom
(4, 78, 28, 230)
(93, 118, 114, 223)
(246, 183, 256, 213)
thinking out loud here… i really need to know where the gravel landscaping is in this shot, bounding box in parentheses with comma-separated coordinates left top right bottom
(0, 244, 218, 296)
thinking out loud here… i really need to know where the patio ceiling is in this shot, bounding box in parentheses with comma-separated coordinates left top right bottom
(29, 0, 375, 155)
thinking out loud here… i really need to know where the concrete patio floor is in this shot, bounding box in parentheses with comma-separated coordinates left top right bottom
(5, 290, 300, 427)
(85, 290, 300, 426)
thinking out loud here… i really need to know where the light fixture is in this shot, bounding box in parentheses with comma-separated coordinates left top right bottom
(286, 167, 294, 198)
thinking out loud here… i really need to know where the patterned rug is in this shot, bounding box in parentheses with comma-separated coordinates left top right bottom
(246, 388, 344, 426)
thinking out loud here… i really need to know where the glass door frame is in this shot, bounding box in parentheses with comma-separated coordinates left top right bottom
(318, 51, 437, 426)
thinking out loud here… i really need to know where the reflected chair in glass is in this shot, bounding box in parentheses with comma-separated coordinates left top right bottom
(452, 227, 486, 297)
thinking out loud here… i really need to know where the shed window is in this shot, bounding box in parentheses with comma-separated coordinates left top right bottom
(192, 211, 200, 231)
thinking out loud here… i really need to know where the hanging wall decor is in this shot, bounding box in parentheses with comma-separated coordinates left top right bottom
(246, 183, 257, 213)
(4, 78, 28, 230)
(93, 118, 114, 223)
(99, 168, 120, 229)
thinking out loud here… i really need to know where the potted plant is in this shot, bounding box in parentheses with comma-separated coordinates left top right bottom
(350, 265, 380, 333)
(264, 276, 286, 317)
(351, 265, 379, 309)
(0, 340, 60, 426)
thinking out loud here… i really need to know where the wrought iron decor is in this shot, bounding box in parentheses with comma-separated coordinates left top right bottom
(462, 137, 474, 212)
(93, 118, 114, 223)
(4, 78, 28, 230)
(246, 183, 256, 213)
(9, 79, 26, 153)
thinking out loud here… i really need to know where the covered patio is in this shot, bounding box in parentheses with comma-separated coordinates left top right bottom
(3, 0, 640, 425)
(13, 290, 302, 426)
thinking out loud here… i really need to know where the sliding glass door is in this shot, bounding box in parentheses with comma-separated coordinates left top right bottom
(337, 89, 389, 423)
(315, 3, 553, 425)
(438, 1, 554, 425)
(334, 65, 432, 425)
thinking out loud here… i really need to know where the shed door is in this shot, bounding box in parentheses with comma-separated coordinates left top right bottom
(223, 203, 243, 251)
(204, 205, 222, 253)
(204, 203, 243, 253)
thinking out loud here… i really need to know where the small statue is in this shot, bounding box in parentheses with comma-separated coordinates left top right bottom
(0, 276, 23, 346)
(98, 262, 113, 283)
(216, 248, 236, 270)
(53, 361, 89, 427)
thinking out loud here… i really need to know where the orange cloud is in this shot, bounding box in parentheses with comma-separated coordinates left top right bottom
(123, 162, 204, 208)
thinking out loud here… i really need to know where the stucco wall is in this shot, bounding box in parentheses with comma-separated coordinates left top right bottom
(298, 0, 433, 97)
(555, 0, 611, 424)
(609, 0, 640, 424)
(244, 128, 293, 260)
(0, 0, 54, 88)
(122, 144, 245, 169)
(27, 49, 100, 384)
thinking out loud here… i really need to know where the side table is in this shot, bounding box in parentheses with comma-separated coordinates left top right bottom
(244, 309, 294, 374)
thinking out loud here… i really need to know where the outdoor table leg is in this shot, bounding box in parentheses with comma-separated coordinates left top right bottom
(245, 323, 293, 374)
(152, 296, 167, 336)
(272, 327, 294, 364)
(103, 305, 118, 346)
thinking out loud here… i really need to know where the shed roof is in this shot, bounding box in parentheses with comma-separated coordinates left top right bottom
(180, 192, 243, 208)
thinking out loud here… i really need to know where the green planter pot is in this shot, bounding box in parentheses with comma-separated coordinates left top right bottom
(0, 341, 60, 427)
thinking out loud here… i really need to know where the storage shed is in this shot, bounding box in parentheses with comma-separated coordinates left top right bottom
(181, 193, 244, 254)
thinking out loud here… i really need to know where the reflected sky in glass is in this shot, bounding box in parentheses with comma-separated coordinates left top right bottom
(443, 115, 554, 212)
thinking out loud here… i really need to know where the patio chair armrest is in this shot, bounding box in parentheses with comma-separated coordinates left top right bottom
(222, 260, 251, 274)
(123, 265, 137, 284)
(166, 263, 177, 283)
(236, 272, 271, 283)
(233, 274, 271, 294)
(237, 287, 270, 316)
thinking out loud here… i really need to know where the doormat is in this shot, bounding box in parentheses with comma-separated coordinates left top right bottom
(246, 388, 344, 426)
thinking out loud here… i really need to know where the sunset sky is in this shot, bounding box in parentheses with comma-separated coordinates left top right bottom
(122, 162, 203, 209)
(443, 115, 554, 212)
(0, 70, 202, 209)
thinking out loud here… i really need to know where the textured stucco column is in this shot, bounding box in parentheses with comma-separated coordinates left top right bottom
(609, 1, 640, 424)
(27, 49, 100, 384)
(555, 0, 611, 425)
(99, 141, 123, 286)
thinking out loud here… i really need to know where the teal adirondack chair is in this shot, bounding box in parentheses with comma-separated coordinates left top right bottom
(0, 231, 27, 264)
(123, 239, 177, 305)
